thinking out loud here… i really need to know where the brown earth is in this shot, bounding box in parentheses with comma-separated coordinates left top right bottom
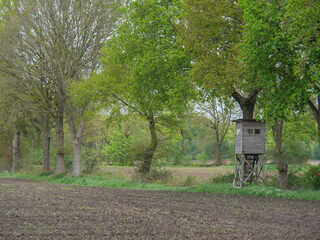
(0, 178, 320, 240)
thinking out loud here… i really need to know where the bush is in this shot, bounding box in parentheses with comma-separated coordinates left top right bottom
(312, 144, 320, 160)
(132, 167, 173, 184)
(209, 173, 235, 183)
(183, 175, 197, 187)
(172, 154, 193, 166)
(286, 165, 320, 190)
(303, 165, 320, 189)
(196, 152, 209, 163)
(287, 172, 301, 189)
(181, 155, 193, 166)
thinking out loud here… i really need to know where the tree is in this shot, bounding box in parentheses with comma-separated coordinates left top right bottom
(0, 0, 118, 176)
(95, 0, 194, 174)
(285, 0, 320, 148)
(179, 0, 261, 119)
(197, 96, 233, 165)
(239, 0, 299, 189)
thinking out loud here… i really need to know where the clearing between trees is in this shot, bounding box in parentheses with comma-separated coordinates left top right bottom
(0, 178, 319, 239)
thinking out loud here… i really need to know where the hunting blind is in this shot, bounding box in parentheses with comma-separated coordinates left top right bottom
(233, 119, 266, 188)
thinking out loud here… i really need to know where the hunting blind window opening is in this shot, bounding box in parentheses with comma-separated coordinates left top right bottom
(247, 129, 260, 134)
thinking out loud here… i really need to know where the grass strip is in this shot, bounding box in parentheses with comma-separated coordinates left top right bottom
(0, 172, 319, 201)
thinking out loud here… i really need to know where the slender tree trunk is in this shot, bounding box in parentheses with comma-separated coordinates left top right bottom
(181, 129, 185, 158)
(11, 127, 21, 172)
(308, 96, 320, 148)
(318, 117, 320, 148)
(273, 119, 287, 190)
(55, 112, 66, 174)
(140, 115, 158, 174)
(42, 113, 51, 173)
(215, 142, 222, 166)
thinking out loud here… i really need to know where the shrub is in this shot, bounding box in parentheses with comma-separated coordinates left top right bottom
(312, 144, 320, 160)
(209, 173, 235, 183)
(303, 165, 320, 189)
(196, 152, 209, 163)
(181, 155, 193, 166)
(287, 172, 301, 189)
(183, 175, 197, 187)
(132, 167, 173, 184)
(286, 165, 320, 190)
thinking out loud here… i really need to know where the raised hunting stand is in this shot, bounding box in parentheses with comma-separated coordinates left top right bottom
(233, 119, 266, 188)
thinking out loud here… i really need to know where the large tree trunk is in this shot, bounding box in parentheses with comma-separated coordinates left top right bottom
(68, 111, 86, 177)
(140, 115, 158, 174)
(72, 138, 82, 176)
(55, 111, 66, 174)
(42, 113, 51, 173)
(232, 89, 260, 119)
(273, 119, 287, 190)
(11, 127, 21, 172)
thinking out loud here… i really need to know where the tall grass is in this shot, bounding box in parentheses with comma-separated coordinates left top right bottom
(1, 171, 319, 201)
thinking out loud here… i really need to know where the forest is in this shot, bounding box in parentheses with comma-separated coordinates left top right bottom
(0, 0, 320, 191)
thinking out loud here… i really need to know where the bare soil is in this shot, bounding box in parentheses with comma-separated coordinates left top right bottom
(0, 178, 320, 240)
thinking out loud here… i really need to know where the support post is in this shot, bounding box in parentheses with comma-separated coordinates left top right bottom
(233, 154, 265, 188)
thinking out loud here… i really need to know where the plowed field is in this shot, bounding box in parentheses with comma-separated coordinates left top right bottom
(0, 178, 319, 239)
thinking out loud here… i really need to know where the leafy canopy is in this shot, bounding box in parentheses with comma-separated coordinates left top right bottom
(99, 0, 193, 119)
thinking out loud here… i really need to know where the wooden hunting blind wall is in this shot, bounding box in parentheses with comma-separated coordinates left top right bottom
(233, 119, 266, 188)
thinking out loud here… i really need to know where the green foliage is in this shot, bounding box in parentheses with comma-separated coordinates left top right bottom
(285, 0, 320, 95)
(99, 0, 194, 118)
(312, 144, 320, 160)
(209, 173, 235, 184)
(174, 155, 193, 166)
(183, 175, 197, 187)
(286, 165, 320, 190)
(179, 0, 243, 95)
(305, 165, 320, 189)
(132, 167, 173, 184)
(0, 0, 20, 25)
(283, 141, 310, 164)
(196, 152, 209, 163)
(103, 131, 135, 166)
(88, 0, 195, 173)
(240, 0, 299, 121)
(23, 148, 42, 169)
(64, 154, 73, 170)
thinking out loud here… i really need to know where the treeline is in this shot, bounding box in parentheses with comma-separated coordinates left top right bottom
(0, 0, 319, 190)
